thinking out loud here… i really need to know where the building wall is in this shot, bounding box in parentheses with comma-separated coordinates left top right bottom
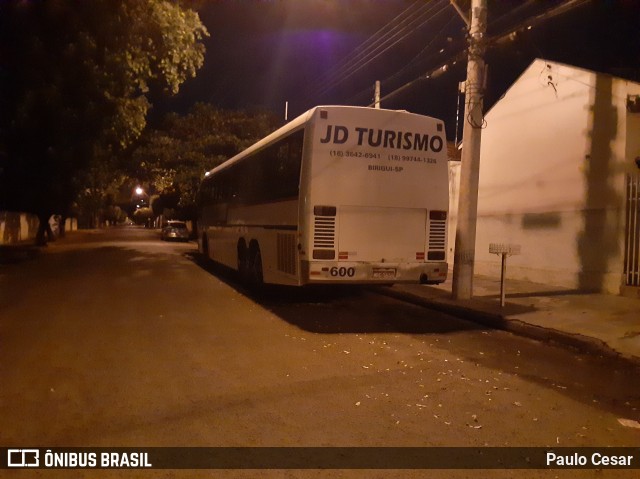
(467, 59, 640, 294)
(0, 212, 39, 244)
(449, 60, 640, 294)
(0, 213, 78, 245)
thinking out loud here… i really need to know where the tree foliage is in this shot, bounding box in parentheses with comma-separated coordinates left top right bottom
(130, 103, 280, 219)
(0, 0, 208, 243)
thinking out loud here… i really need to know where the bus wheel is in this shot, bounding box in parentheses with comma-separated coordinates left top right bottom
(248, 244, 263, 288)
(237, 240, 249, 282)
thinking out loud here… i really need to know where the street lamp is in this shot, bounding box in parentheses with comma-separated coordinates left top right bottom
(132, 185, 149, 211)
(131, 185, 152, 228)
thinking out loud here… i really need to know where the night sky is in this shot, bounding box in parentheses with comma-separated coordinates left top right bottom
(156, 0, 640, 140)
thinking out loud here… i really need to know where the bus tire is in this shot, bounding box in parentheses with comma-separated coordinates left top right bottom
(248, 242, 263, 288)
(237, 239, 249, 282)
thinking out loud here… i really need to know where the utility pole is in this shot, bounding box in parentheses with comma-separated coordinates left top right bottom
(452, 0, 487, 300)
(374, 80, 381, 109)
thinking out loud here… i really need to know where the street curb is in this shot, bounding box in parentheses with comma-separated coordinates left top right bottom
(373, 286, 640, 370)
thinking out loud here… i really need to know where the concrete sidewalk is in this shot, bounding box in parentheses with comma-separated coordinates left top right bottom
(378, 274, 640, 367)
(0, 229, 109, 264)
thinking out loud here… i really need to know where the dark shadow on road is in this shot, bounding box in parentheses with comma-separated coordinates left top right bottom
(185, 251, 488, 336)
(261, 292, 488, 336)
(185, 251, 366, 302)
(0, 244, 41, 264)
(184, 250, 640, 420)
(184, 251, 253, 296)
(4, 236, 638, 435)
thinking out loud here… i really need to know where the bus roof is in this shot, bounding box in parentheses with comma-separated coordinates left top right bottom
(202, 105, 434, 181)
(203, 106, 314, 179)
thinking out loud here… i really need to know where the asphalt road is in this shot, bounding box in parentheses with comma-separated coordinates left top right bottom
(1, 227, 638, 478)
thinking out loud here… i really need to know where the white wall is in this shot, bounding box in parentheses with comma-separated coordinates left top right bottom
(465, 59, 640, 294)
(0, 212, 39, 244)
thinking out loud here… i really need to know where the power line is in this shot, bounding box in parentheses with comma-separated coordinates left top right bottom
(319, 2, 447, 90)
(371, 8, 460, 94)
(354, 1, 539, 106)
(319, 1, 427, 85)
(365, 0, 591, 108)
(305, 0, 450, 103)
(309, 1, 429, 94)
(303, 0, 589, 111)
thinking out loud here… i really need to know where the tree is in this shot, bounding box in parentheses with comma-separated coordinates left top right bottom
(75, 156, 131, 229)
(0, 0, 208, 244)
(132, 207, 153, 226)
(130, 104, 279, 221)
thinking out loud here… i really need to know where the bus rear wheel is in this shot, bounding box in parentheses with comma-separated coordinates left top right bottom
(247, 243, 263, 289)
(237, 240, 249, 283)
(249, 248, 263, 286)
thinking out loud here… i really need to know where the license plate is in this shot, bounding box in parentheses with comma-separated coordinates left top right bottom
(372, 268, 396, 279)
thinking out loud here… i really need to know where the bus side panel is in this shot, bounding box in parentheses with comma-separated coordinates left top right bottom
(208, 225, 240, 268)
(198, 203, 228, 257)
(226, 200, 298, 228)
(249, 227, 299, 286)
(207, 199, 300, 286)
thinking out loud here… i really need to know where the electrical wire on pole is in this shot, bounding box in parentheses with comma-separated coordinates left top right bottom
(360, 0, 589, 111)
(303, 0, 450, 105)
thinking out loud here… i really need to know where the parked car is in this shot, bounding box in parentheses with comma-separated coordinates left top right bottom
(161, 221, 189, 241)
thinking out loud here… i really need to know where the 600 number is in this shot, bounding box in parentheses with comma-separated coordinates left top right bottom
(330, 267, 356, 277)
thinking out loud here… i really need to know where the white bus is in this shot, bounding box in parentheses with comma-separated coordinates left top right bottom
(197, 105, 449, 287)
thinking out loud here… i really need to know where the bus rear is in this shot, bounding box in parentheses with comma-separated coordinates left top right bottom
(299, 106, 449, 285)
